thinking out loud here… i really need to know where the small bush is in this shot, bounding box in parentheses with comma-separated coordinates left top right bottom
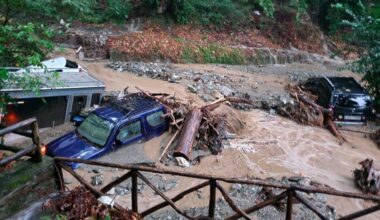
(181, 44, 246, 64)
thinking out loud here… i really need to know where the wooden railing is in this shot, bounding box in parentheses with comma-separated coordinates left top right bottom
(0, 118, 42, 167)
(54, 157, 380, 219)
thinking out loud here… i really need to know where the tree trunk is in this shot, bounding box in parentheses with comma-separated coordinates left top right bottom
(173, 108, 203, 160)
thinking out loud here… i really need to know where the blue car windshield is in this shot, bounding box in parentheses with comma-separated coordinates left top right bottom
(77, 113, 114, 146)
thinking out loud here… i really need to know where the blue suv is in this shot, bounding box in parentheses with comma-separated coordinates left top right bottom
(46, 93, 169, 168)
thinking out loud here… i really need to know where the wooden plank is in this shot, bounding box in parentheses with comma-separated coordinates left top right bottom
(338, 204, 380, 220)
(136, 171, 191, 218)
(101, 170, 132, 193)
(286, 190, 294, 220)
(226, 191, 288, 220)
(0, 144, 36, 167)
(53, 161, 65, 191)
(131, 169, 138, 213)
(141, 181, 209, 217)
(209, 179, 216, 218)
(0, 118, 36, 136)
(294, 192, 328, 220)
(158, 125, 182, 162)
(216, 182, 252, 220)
(53, 157, 380, 202)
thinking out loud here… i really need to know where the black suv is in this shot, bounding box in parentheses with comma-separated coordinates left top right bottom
(303, 77, 375, 124)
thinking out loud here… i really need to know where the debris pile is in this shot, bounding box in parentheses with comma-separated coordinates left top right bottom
(42, 187, 141, 220)
(136, 88, 250, 165)
(353, 159, 380, 195)
(278, 85, 345, 143)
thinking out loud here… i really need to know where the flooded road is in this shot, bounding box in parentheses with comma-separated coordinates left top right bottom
(53, 49, 380, 218)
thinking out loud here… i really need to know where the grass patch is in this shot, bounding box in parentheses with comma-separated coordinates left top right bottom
(182, 44, 246, 65)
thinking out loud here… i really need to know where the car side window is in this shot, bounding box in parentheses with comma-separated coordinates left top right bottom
(116, 121, 141, 142)
(146, 111, 165, 127)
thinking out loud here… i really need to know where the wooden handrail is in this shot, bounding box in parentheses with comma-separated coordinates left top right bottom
(0, 117, 36, 136)
(0, 117, 42, 167)
(0, 144, 36, 167)
(54, 157, 380, 219)
(54, 157, 380, 202)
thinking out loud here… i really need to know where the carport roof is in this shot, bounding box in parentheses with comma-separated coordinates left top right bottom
(1, 68, 105, 92)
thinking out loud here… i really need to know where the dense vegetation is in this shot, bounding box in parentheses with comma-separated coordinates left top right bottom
(0, 0, 379, 109)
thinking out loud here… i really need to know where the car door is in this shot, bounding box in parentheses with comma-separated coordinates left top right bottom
(144, 110, 168, 140)
(115, 119, 143, 147)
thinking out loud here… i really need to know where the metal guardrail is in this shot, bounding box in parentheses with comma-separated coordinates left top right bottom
(0, 118, 42, 167)
(54, 157, 380, 220)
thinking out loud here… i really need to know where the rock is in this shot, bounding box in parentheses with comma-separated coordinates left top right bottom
(91, 174, 104, 186)
(92, 168, 102, 174)
(187, 84, 198, 93)
(98, 196, 115, 207)
(169, 73, 181, 83)
(115, 186, 128, 195)
(200, 94, 215, 102)
(219, 85, 235, 97)
(107, 187, 116, 195)
(224, 131, 236, 139)
(269, 108, 276, 115)
(175, 156, 190, 168)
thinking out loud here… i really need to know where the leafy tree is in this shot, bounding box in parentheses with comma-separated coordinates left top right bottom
(0, 23, 58, 116)
(333, 1, 380, 108)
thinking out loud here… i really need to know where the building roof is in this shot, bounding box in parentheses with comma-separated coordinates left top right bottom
(1, 69, 104, 92)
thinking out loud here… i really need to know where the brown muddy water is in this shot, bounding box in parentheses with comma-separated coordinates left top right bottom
(53, 49, 380, 218)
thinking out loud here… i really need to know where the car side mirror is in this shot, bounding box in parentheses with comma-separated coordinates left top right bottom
(113, 139, 122, 147)
(73, 115, 85, 127)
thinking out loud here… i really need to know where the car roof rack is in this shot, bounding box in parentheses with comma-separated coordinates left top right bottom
(108, 93, 161, 118)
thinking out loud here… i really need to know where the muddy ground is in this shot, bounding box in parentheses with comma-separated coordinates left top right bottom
(18, 48, 380, 219)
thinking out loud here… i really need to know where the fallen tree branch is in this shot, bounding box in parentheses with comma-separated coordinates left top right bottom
(159, 125, 182, 162)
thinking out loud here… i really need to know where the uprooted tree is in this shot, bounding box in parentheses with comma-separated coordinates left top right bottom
(278, 85, 346, 143)
(136, 87, 250, 163)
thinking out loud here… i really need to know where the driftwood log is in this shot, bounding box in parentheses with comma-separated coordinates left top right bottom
(173, 109, 203, 160)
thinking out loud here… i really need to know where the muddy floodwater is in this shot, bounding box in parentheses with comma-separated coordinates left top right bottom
(52, 49, 380, 218)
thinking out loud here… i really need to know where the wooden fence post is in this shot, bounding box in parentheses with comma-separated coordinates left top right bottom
(286, 190, 294, 220)
(31, 121, 42, 162)
(54, 162, 65, 191)
(132, 169, 138, 213)
(209, 179, 216, 218)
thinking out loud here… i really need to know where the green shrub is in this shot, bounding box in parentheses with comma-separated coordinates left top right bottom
(171, 0, 251, 26)
(105, 0, 132, 22)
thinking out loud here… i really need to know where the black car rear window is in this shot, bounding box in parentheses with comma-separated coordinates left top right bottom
(335, 95, 371, 108)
